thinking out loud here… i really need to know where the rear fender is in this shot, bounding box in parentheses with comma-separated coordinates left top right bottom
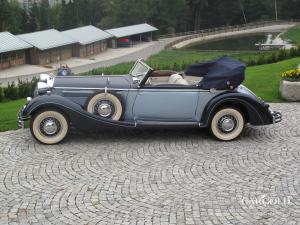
(201, 93, 273, 127)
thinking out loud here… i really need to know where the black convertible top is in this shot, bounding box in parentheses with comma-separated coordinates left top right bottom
(185, 56, 246, 90)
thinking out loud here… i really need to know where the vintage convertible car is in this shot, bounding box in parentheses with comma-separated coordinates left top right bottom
(18, 57, 282, 144)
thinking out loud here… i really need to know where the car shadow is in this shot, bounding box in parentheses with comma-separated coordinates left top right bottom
(67, 127, 212, 143)
(64, 124, 276, 145)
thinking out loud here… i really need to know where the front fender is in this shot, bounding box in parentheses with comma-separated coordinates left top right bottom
(201, 92, 273, 127)
(20, 94, 135, 129)
(23, 94, 82, 116)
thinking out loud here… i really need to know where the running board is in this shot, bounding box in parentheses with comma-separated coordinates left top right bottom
(135, 120, 202, 127)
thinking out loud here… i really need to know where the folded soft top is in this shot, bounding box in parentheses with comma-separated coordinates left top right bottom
(185, 56, 246, 90)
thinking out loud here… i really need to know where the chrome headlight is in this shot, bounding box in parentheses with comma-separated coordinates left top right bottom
(39, 73, 54, 88)
(40, 74, 51, 82)
(37, 82, 50, 94)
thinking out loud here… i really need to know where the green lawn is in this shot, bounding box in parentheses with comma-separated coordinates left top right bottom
(1, 57, 300, 132)
(282, 25, 300, 45)
(245, 57, 300, 102)
(0, 99, 25, 132)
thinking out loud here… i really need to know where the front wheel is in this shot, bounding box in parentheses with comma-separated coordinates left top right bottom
(210, 107, 245, 141)
(30, 110, 69, 145)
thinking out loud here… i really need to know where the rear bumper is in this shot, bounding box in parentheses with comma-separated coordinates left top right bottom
(271, 111, 282, 124)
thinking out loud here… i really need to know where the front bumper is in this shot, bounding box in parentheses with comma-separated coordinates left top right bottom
(17, 105, 30, 128)
(271, 111, 282, 124)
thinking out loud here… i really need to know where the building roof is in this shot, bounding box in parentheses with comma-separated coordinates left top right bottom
(18, 29, 76, 50)
(62, 25, 112, 45)
(0, 32, 32, 53)
(105, 23, 158, 38)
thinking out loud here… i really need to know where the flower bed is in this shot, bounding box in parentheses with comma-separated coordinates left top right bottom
(281, 68, 300, 81)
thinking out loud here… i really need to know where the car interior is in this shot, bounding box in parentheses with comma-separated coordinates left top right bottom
(130, 60, 203, 88)
(145, 70, 203, 87)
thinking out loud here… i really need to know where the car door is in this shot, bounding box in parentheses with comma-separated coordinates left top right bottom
(133, 87, 200, 122)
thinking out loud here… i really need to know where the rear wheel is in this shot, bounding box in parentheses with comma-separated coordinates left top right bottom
(86, 92, 123, 121)
(210, 107, 244, 141)
(30, 110, 69, 145)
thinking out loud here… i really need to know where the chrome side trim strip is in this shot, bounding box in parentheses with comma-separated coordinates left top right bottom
(136, 121, 200, 126)
(54, 87, 211, 92)
(55, 87, 130, 90)
(56, 75, 126, 78)
(62, 90, 94, 94)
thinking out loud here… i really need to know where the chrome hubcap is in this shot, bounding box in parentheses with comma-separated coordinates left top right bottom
(218, 115, 237, 133)
(40, 118, 60, 136)
(98, 103, 112, 117)
(94, 100, 115, 118)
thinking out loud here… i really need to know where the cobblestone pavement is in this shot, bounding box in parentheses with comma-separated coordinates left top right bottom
(0, 103, 299, 225)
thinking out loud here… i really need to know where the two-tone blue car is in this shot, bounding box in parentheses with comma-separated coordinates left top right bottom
(18, 57, 281, 144)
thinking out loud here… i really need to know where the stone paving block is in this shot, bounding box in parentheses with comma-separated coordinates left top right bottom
(0, 103, 299, 224)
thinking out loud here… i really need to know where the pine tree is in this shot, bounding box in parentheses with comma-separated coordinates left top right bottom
(39, 0, 50, 29)
(29, 2, 40, 32)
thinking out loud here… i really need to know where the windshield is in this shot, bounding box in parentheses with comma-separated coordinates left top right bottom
(130, 60, 152, 81)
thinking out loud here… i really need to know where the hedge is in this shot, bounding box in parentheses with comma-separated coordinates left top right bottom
(244, 47, 300, 67)
(0, 78, 38, 102)
(85, 47, 300, 75)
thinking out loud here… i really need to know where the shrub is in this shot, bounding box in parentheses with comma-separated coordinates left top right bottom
(246, 57, 256, 66)
(277, 49, 288, 61)
(181, 61, 189, 71)
(4, 82, 18, 100)
(289, 47, 299, 58)
(270, 51, 278, 63)
(0, 78, 38, 101)
(255, 55, 267, 65)
(0, 86, 3, 102)
(173, 62, 181, 71)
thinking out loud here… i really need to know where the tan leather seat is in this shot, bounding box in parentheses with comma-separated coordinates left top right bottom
(168, 74, 189, 85)
(175, 78, 189, 85)
(168, 74, 182, 84)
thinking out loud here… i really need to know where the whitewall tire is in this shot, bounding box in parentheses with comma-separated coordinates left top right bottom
(30, 110, 69, 145)
(210, 108, 244, 141)
(87, 92, 123, 121)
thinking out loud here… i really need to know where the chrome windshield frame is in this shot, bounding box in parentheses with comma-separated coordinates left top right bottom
(129, 59, 153, 82)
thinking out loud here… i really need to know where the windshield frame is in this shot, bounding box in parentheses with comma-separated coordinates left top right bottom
(129, 59, 153, 84)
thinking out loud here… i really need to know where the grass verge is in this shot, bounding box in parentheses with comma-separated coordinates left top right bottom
(282, 25, 300, 45)
(245, 57, 300, 102)
(0, 99, 25, 132)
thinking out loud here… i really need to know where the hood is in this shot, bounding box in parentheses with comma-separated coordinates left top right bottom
(53, 75, 133, 89)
